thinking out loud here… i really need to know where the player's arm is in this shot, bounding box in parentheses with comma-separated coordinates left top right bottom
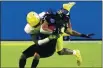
(65, 19, 94, 38)
(40, 20, 53, 33)
(39, 12, 53, 34)
(30, 34, 59, 46)
(66, 29, 81, 36)
(31, 34, 50, 45)
(65, 18, 72, 33)
(40, 14, 55, 34)
(66, 27, 94, 38)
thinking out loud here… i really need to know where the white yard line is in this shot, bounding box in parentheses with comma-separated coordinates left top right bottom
(1, 41, 102, 46)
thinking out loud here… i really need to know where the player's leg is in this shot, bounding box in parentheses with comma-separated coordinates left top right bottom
(31, 52, 40, 68)
(56, 34, 82, 66)
(31, 39, 57, 68)
(56, 34, 73, 55)
(57, 48, 74, 55)
(56, 34, 64, 52)
(56, 34, 72, 55)
(19, 54, 27, 68)
(19, 44, 38, 68)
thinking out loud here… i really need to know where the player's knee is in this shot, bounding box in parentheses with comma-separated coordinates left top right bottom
(20, 54, 27, 60)
(34, 53, 40, 60)
(57, 50, 64, 55)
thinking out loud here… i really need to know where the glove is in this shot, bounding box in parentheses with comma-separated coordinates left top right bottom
(80, 33, 95, 38)
(48, 34, 60, 40)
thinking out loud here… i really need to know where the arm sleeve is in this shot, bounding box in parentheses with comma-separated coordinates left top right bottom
(30, 34, 50, 45)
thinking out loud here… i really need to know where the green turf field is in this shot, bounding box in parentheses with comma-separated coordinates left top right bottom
(1, 41, 102, 68)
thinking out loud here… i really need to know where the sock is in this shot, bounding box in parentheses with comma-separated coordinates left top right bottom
(58, 48, 73, 55)
(73, 50, 76, 55)
(31, 59, 39, 68)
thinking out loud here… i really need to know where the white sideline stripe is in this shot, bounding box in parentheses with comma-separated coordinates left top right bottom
(64, 41, 102, 43)
(1, 41, 102, 46)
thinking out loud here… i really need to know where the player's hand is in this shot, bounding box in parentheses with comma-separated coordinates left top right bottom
(86, 33, 95, 38)
(81, 33, 95, 38)
(48, 34, 59, 40)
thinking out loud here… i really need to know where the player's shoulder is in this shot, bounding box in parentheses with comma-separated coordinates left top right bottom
(25, 23, 32, 28)
(24, 24, 34, 31)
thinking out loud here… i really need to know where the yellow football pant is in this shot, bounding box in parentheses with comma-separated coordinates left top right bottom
(56, 33, 70, 52)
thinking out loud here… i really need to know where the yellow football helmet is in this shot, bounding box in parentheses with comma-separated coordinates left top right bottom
(26, 11, 40, 27)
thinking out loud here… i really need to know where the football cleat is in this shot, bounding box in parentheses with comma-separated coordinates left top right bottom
(75, 50, 82, 66)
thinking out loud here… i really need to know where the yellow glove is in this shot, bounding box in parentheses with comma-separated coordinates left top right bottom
(63, 2, 76, 11)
